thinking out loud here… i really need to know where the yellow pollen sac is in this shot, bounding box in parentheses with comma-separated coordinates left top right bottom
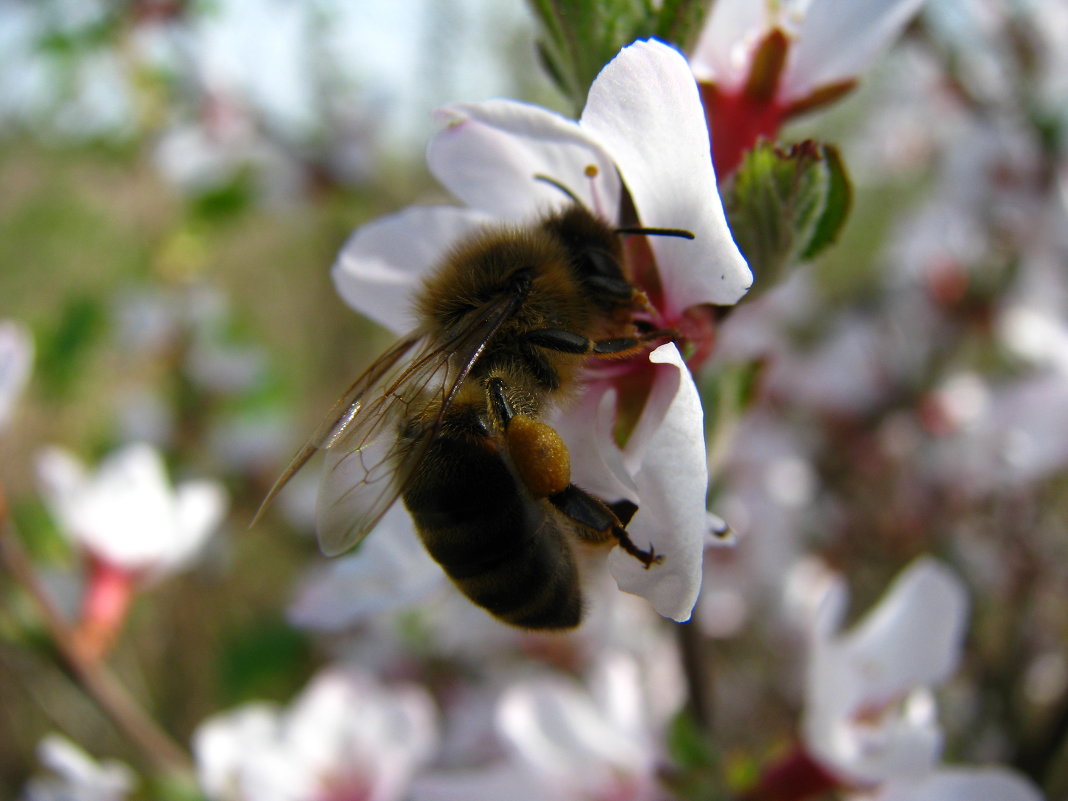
(507, 415, 571, 498)
(584, 164, 599, 178)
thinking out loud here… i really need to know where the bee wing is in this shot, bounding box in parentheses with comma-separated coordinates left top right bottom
(252, 330, 429, 528)
(312, 289, 525, 556)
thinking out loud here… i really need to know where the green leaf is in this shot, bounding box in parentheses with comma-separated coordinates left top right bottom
(723, 140, 853, 297)
(654, 0, 713, 54)
(801, 144, 852, 260)
(526, 0, 662, 109)
(37, 295, 107, 400)
(217, 618, 312, 705)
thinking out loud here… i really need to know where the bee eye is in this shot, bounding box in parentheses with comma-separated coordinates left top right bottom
(580, 248, 622, 279)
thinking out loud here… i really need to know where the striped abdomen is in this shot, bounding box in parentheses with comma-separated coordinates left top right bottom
(401, 415, 582, 629)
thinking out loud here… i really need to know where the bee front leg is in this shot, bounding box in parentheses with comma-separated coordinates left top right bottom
(521, 328, 675, 358)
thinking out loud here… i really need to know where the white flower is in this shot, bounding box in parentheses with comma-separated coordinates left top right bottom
(20, 734, 135, 801)
(0, 319, 33, 431)
(801, 558, 968, 785)
(36, 442, 227, 578)
(691, 0, 928, 104)
(287, 504, 442, 631)
(861, 767, 1045, 801)
(194, 667, 438, 801)
(690, 0, 927, 173)
(330, 39, 751, 623)
(413, 654, 679, 801)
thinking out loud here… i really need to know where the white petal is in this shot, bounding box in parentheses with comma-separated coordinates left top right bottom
(689, 0, 768, 86)
(784, 0, 927, 101)
(0, 320, 33, 430)
(879, 768, 1045, 801)
(412, 764, 547, 801)
(841, 558, 968, 700)
(497, 677, 646, 783)
(581, 39, 752, 313)
(332, 205, 495, 335)
(167, 480, 228, 569)
(287, 504, 442, 631)
(35, 733, 136, 799)
(428, 100, 621, 221)
(550, 383, 637, 505)
(608, 344, 708, 621)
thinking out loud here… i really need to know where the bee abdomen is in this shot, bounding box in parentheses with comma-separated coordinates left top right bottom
(403, 436, 582, 629)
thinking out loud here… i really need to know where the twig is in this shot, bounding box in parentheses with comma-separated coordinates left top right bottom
(0, 485, 193, 775)
(677, 610, 715, 731)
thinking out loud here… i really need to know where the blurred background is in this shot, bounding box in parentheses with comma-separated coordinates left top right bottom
(2, 0, 1067, 799)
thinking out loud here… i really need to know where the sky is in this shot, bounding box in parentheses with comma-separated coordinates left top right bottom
(0, 0, 541, 155)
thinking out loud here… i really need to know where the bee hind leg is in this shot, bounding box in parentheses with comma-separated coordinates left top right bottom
(548, 484, 662, 569)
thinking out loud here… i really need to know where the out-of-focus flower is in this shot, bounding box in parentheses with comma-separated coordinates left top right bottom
(801, 558, 968, 785)
(35, 442, 227, 659)
(287, 504, 442, 632)
(0, 319, 33, 431)
(36, 442, 227, 577)
(924, 372, 1068, 495)
(690, 0, 927, 174)
(193, 667, 438, 801)
(331, 39, 750, 623)
(414, 654, 680, 801)
(20, 734, 135, 801)
(859, 767, 1045, 801)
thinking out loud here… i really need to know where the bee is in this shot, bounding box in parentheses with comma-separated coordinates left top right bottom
(257, 183, 694, 629)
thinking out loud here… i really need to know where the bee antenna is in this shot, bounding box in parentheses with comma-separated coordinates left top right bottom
(615, 226, 695, 240)
(533, 174, 583, 205)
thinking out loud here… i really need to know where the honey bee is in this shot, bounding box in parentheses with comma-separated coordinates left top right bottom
(257, 184, 694, 629)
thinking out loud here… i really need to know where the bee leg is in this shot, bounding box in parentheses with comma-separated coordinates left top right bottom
(521, 328, 675, 358)
(486, 377, 661, 569)
(548, 485, 662, 569)
(487, 377, 571, 499)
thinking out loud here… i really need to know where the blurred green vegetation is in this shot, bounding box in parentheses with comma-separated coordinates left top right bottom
(0, 134, 435, 789)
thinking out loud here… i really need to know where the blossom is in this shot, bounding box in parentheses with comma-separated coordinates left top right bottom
(861, 767, 1045, 801)
(20, 734, 135, 801)
(36, 442, 227, 577)
(0, 319, 33, 431)
(690, 0, 928, 173)
(193, 667, 438, 801)
(287, 503, 442, 632)
(413, 654, 681, 801)
(35, 442, 227, 659)
(801, 558, 968, 785)
(331, 39, 750, 623)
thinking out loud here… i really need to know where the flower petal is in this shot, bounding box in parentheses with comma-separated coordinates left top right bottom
(168, 480, 228, 570)
(784, 0, 927, 102)
(689, 0, 768, 87)
(332, 205, 495, 335)
(428, 100, 621, 221)
(0, 320, 33, 430)
(841, 558, 968, 700)
(581, 39, 752, 313)
(879, 768, 1045, 801)
(608, 344, 708, 622)
(549, 382, 637, 504)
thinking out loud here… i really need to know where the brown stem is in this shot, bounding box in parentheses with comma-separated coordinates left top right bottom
(677, 610, 715, 732)
(0, 486, 192, 775)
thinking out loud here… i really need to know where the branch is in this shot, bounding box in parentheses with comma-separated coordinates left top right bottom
(0, 485, 193, 775)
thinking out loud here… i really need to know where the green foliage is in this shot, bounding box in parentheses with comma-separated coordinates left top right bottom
(527, 0, 710, 110)
(723, 140, 853, 298)
(664, 711, 729, 801)
(36, 295, 107, 401)
(217, 617, 313, 707)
